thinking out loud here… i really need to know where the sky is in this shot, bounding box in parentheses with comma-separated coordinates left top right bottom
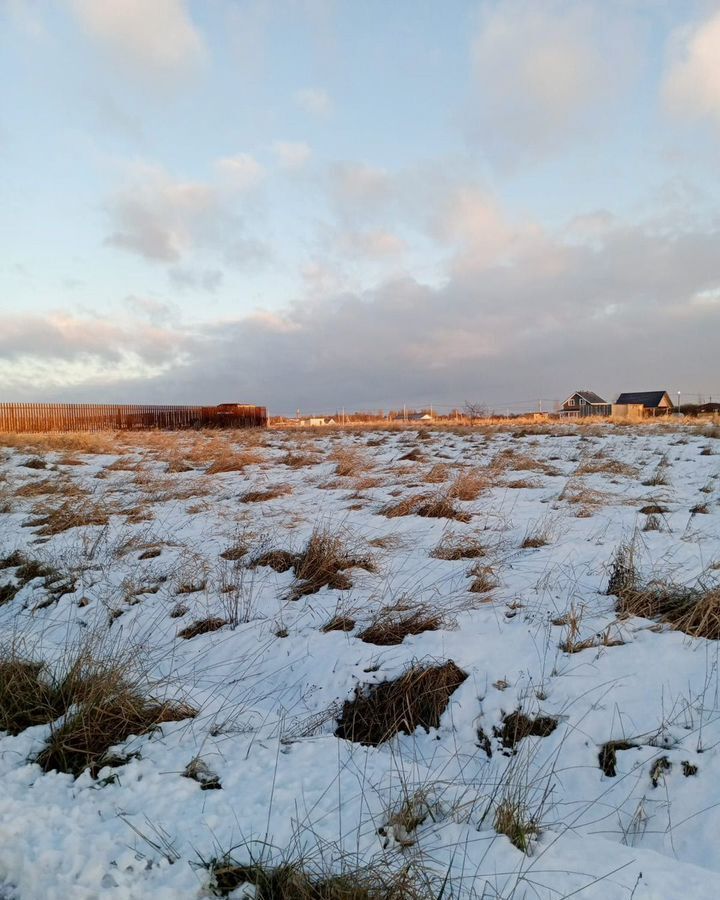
(1, 0, 720, 415)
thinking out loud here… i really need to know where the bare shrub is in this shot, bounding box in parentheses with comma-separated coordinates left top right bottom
(335, 660, 467, 745)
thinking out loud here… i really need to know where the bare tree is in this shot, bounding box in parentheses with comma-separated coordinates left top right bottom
(464, 401, 488, 424)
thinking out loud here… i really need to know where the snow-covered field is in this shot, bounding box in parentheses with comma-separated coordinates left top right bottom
(1, 423, 720, 900)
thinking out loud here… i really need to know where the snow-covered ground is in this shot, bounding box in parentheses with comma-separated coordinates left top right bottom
(1, 423, 720, 899)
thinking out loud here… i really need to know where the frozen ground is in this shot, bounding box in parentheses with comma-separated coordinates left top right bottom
(1, 423, 720, 899)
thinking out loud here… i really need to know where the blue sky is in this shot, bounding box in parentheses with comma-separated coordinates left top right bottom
(1, 0, 720, 413)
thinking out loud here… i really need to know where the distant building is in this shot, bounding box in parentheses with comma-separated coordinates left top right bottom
(406, 412, 433, 422)
(613, 391, 674, 418)
(559, 390, 611, 418)
(299, 416, 336, 426)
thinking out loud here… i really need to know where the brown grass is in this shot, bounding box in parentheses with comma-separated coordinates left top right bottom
(430, 533, 486, 561)
(240, 485, 291, 503)
(207, 857, 422, 900)
(358, 604, 447, 646)
(332, 448, 369, 477)
(25, 499, 110, 535)
(608, 543, 720, 639)
(495, 710, 558, 750)
(335, 660, 467, 745)
(178, 617, 228, 639)
(206, 450, 262, 474)
(493, 798, 539, 854)
(0, 657, 64, 735)
(381, 493, 470, 522)
(290, 528, 375, 599)
(447, 469, 487, 501)
(1, 641, 195, 777)
(321, 615, 356, 633)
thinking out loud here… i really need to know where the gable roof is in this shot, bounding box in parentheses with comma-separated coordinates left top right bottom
(563, 390, 608, 406)
(615, 391, 671, 408)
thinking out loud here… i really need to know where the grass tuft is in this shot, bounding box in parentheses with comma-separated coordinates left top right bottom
(335, 660, 467, 745)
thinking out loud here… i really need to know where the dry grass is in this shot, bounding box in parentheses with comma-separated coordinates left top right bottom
(608, 543, 720, 639)
(335, 660, 467, 745)
(381, 493, 470, 522)
(467, 563, 498, 594)
(430, 532, 486, 561)
(25, 498, 110, 535)
(0, 657, 65, 735)
(240, 484, 292, 503)
(493, 797, 539, 854)
(290, 528, 375, 599)
(575, 457, 638, 477)
(447, 468, 487, 501)
(207, 857, 422, 900)
(358, 603, 447, 646)
(177, 617, 228, 639)
(1, 640, 195, 777)
(423, 463, 450, 484)
(321, 615, 356, 633)
(204, 444, 262, 474)
(495, 710, 558, 751)
(332, 448, 369, 477)
(520, 517, 556, 549)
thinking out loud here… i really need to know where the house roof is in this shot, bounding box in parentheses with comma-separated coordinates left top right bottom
(563, 390, 608, 406)
(615, 391, 671, 408)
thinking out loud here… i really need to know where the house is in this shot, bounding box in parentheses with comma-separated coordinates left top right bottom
(612, 391, 674, 418)
(300, 416, 336, 427)
(406, 412, 433, 422)
(559, 390, 611, 418)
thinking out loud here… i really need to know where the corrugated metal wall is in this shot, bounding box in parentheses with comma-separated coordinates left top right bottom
(0, 404, 267, 433)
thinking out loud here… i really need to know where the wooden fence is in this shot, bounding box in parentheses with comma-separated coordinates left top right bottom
(0, 403, 267, 433)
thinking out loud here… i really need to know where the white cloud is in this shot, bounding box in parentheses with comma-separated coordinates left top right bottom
(215, 153, 266, 190)
(469, 0, 641, 162)
(664, 10, 720, 125)
(67, 0, 205, 81)
(295, 87, 331, 116)
(104, 165, 214, 262)
(104, 163, 268, 268)
(272, 141, 312, 170)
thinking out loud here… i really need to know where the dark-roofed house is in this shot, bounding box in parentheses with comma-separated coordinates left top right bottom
(613, 391, 674, 418)
(559, 390, 611, 418)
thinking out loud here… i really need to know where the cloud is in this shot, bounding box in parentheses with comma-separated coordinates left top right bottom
(272, 141, 312, 170)
(167, 267, 224, 293)
(103, 163, 267, 270)
(66, 0, 205, 82)
(104, 165, 214, 262)
(295, 87, 331, 116)
(6, 214, 720, 410)
(215, 154, 266, 190)
(664, 10, 720, 126)
(469, 0, 641, 163)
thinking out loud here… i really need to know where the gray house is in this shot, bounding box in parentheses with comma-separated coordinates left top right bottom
(560, 390, 611, 418)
